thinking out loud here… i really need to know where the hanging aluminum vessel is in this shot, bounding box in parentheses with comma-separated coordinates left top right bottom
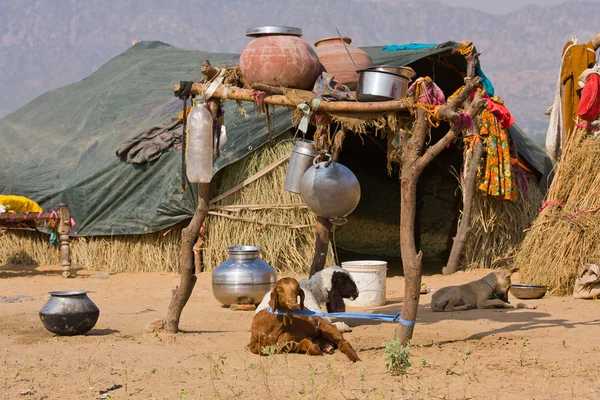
(212, 246, 277, 306)
(299, 156, 361, 219)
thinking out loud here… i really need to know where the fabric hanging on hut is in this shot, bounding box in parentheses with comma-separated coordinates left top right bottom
(560, 39, 597, 137)
(479, 109, 517, 200)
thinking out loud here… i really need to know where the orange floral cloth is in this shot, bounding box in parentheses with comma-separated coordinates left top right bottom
(478, 109, 516, 200)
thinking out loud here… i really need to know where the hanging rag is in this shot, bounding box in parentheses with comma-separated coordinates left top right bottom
(407, 77, 445, 105)
(486, 96, 515, 129)
(560, 39, 597, 138)
(478, 109, 517, 200)
(545, 63, 565, 160)
(578, 69, 600, 122)
(312, 72, 355, 101)
(116, 118, 182, 164)
(573, 264, 600, 299)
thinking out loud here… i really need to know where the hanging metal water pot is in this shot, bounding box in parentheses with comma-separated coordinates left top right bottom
(284, 139, 317, 194)
(299, 155, 361, 219)
(212, 246, 277, 306)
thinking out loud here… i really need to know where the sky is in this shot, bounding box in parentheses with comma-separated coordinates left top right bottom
(437, 0, 600, 14)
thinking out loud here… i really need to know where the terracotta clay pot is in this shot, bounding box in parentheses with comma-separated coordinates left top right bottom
(240, 32, 321, 90)
(314, 36, 373, 90)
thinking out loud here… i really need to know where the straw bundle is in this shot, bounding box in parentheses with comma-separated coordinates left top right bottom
(0, 226, 182, 273)
(463, 171, 544, 270)
(203, 134, 335, 274)
(516, 125, 600, 294)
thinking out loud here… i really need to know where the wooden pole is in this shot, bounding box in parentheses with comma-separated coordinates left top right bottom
(149, 99, 218, 333)
(309, 216, 333, 277)
(173, 83, 414, 114)
(395, 78, 486, 345)
(56, 204, 73, 278)
(442, 52, 485, 275)
(443, 122, 484, 275)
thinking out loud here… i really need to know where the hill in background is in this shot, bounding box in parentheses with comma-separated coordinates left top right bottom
(2, 0, 600, 142)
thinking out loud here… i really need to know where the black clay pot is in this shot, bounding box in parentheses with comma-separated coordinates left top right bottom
(39, 290, 100, 336)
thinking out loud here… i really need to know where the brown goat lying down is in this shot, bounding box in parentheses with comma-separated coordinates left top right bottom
(248, 277, 360, 362)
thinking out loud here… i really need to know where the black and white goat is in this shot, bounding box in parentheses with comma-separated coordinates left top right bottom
(256, 266, 359, 332)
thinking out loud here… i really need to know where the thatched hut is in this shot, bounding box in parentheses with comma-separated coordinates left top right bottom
(0, 40, 548, 277)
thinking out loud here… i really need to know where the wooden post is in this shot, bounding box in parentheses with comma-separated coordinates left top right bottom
(56, 204, 73, 278)
(443, 52, 485, 275)
(443, 121, 484, 275)
(149, 99, 218, 334)
(309, 216, 332, 277)
(395, 78, 487, 345)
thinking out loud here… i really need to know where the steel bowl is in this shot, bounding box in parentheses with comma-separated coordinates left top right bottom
(366, 66, 416, 80)
(246, 26, 302, 37)
(356, 68, 414, 102)
(510, 284, 547, 300)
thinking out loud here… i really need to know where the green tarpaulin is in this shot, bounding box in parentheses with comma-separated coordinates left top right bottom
(0, 40, 549, 237)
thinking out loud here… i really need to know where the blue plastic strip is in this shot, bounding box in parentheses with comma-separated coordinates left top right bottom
(267, 306, 411, 324)
(383, 43, 438, 52)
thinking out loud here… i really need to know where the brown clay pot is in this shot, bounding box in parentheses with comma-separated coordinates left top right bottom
(239, 34, 321, 90)
(314, 36, 373, 90)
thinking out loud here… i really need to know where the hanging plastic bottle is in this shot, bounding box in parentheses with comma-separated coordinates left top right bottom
(186, 97, 213, 183)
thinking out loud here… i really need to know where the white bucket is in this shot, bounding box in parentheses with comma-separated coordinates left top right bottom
(342, 260, 387, 307)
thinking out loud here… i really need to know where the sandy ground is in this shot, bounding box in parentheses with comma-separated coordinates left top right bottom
(1, 265, 599, 400)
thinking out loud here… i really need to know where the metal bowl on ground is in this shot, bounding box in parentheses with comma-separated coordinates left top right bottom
(510, 284, 547, 299)
(39, 290, 100, 335)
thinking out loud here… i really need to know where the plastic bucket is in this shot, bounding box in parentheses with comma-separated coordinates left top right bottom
(342, 260, 387, 307)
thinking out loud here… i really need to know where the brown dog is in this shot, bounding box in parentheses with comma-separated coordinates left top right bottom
(431, 268, 523, 312)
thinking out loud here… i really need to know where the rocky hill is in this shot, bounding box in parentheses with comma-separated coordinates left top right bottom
(1, 0, 600, 141)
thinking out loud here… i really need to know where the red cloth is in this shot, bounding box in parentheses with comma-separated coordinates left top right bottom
(469, 91, 516, 129)
(578, 73, 600, 122)
(486, 98, 516, 129)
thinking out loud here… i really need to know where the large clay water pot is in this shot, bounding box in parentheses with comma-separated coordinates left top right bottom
(240, 26, 321, 90)
(314, 36, 373, 90)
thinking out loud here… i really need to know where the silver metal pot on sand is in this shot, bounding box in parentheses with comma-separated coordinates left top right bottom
(284, 139, 318, 194)
(300, 155, 361, 219)
(356, 66, 416, 102)
(212, 246, 277, 306)
(39, 290, 100, 336)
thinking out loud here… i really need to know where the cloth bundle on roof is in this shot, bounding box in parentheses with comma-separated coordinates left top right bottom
(116, 118, 182, 164)
(0, 195, 42, 212)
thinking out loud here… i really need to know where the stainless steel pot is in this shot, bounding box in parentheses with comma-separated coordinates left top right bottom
(212, 246, 277, 306)
(39, 290, 100, 336)
(356, 66, 416, 102)
(284, 139, 317, 194)
(300, 156, 361, 219)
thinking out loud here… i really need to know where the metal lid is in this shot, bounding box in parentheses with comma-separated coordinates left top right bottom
(48, 290, 90, 296)
(246, 26, 303, 37)
(365, 66, 416, 80)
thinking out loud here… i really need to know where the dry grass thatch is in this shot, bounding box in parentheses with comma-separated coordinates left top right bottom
(463, 171, 544, 270)
(0, 133, 334, 275)
(516, 125, 600, 295)
(203, 133, 335, 274)
(0, 226, 182, 273)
